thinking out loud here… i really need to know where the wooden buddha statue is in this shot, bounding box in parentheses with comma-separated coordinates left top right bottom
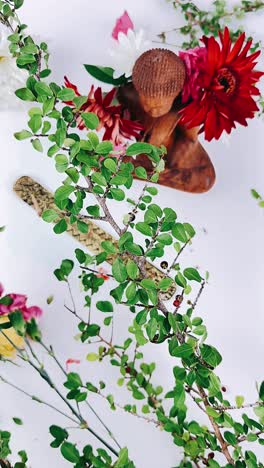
(117, 48, 216, 193)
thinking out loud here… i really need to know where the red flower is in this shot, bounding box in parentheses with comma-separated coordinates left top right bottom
(64, 77, 143, 145)
(112, 11, 134, 40)
(96, 267, 109, 281)
(66, 358, 81, 372)
(180, 28, 264, 141)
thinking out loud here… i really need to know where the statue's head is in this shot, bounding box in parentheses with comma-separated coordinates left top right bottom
(132, 48, 186, 118)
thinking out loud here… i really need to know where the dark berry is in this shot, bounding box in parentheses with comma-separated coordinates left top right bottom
(173, 295, 183, 308)
(160, 261, 168, 269)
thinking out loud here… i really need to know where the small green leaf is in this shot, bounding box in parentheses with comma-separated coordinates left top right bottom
(81, 112, 99, 130)
(57, 88, 76, 101)
(125, 282, 137, 301)
(110, 188, 125, 201)
(14, 130, 32, 140)
(96, 301, 113, 313)
(91, 172, 107, 186)
(104, 158, 117, 172)
(259, 381, 264, 401)
(235, 395, 245, 408)
(77, 221, 88, 234)
(13, 417, 23, 426)
(86, 353, 99, 362)
(135, 166, 148, 179)
(224, 431, 237, 446)
(112, 258, 127, 283)
(35, 81, 53, 97)
(96, 141, 113, 155)
(42, 209, 59, 223)
(54, 185, 75, 202)
(206, 407, 220, 419)
(136, 222, 152, 237)
(60, 442, 80, 463)
(115, 447, 129, 467)
(158, 277, 173, 291)
(146, 318, 157, 341)
(126, 142, 153, 156)
(101, 240, 117, 254)
(170, 343, 194, 359)
(126, 260, 139, 280)
(172, 223, 188, 243)
(53, 219, 67, 234)
(55, 154, 68, 173)
(15, 88, 36, 101)
(32, 138, 43, 152)
(84, 64, 128, 86)
(184, 267, 202, 283)
(201, 344, 222, 368)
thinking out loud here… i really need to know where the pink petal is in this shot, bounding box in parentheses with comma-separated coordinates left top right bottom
(112, 11, 134, 40)
(0, 283, 4, 297)
(9, 293, 27, 311)
(23, 306, 43, 321)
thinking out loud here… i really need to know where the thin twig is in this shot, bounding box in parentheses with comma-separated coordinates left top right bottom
(0, 375, 79, 425)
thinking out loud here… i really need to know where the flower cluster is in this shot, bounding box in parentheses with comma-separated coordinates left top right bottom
(0, 283, 43, 321)
(110, 11, 151, 79)
(108, 13, 263, 142)
(64, 77, 143, 145)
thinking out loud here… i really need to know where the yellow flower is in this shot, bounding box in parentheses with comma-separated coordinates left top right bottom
(0, 317, 24, 358)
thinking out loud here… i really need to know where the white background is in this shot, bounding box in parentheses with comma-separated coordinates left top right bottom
(1, 0, 264, 466)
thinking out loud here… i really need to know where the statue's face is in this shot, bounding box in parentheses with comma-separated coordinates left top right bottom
(139, 94, 175, 118)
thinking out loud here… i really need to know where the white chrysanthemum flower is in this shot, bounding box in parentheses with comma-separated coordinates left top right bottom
(109, 29, 151, 79)
(0, 26, 27, 110)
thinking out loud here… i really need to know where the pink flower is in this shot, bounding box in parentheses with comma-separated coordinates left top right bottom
(179, 46, 208, 103)
(22, 306, 43, 321)
(112, 11, 134, 40)
(0, 293, 27, 315)
(66, 358, 81, 372)
(0, 283, 43, 321)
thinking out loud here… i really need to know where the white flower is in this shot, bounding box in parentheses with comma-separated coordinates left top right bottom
(109, 29, 151, 79)
(0, 26, 27, 110)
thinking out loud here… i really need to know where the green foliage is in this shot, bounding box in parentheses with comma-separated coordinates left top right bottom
(3, 0, 264, 466)
(84, 64, 128, 85)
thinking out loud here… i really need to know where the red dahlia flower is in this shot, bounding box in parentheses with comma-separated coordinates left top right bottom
(180, 28, 264, 141)
(64, 77, 143, 145)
